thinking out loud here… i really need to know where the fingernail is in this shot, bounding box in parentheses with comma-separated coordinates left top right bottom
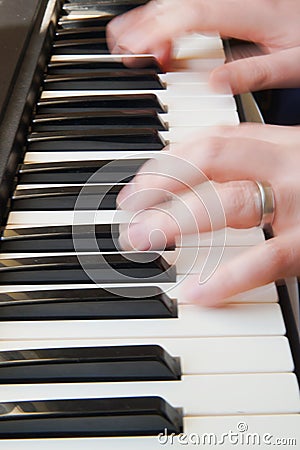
(118, 223, 151, 251)
(180, 278, 223, 308)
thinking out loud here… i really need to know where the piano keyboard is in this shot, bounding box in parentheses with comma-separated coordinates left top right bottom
(0, 0, 299, 448)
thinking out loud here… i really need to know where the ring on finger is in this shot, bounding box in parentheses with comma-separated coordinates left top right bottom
(255, 181, 275, 232)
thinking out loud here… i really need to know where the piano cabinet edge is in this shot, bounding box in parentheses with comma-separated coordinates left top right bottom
(0, 0, 61, 228)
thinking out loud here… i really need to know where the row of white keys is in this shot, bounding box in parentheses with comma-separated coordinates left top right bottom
(2, 415, 299, 450)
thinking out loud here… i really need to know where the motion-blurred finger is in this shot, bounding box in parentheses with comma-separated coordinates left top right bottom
(180, 229, 300, 307)
(210, 47, 300, 94)
(118, 180, 263, 251)
(117, 136, 282, 211)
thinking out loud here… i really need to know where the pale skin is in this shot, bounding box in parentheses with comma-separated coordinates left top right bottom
(117, 124, 300, 306)
(107, 0, 300, 94)
(106, 0, 300, 306)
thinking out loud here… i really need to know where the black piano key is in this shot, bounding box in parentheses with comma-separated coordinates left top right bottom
(0, 253, 176, 285)
(18, 159, 146, 184)
(47, 59, 163, 75)
(1, 224, 175, 254)
(36, 94, 167, 114)
(0, 286, 177, 320)
(12, 185, 122, 211)
(63, 0, 149, 15)
(32, 110, 167, 132)
(2, 224, 118, 238)
(1, 233, 119, 253)
(52, 37, 110, 55)
(58, 16, 114, 28)
(1, 223, 121, 253)
(1, 224, 119, 253)
(27, 128, 166, 151)
(0, 235, 119, 253)
(55, 26, 106, 41)
(0, 397, 183, 438)
(0, 345, 181, 383)
(44, 70, 166, 90)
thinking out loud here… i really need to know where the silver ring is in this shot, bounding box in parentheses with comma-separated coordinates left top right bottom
(255, 181, 275, 231)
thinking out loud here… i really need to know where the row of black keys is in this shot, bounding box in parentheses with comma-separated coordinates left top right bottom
(29, 94, 167, 149)
(52, 0, 149, 55)
(0, 1, 183, 440)
(0, 344, 182, 437)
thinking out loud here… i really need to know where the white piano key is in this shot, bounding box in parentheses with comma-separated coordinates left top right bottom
(0, 336, 293, 374)
(41, 87, 233, 100)
(2, 415, 299, 450)
(41, 89, 236, 111)
(7, 210, 136, 226)
(175, 46, 225, 60)
(0, 304, 285, 340)
(0, 276, 279, 303)
(5, 223, 264, 247)
(160, 72, 212, 83)
(24, 150, 162, 164)
(51, 54, 227, 72)
(173, 34, 225, 60)
(50, 54, 159, 63)
(173, 56, 227, 72)
(162, 109, 240, 126)
(179, 227, 265, 246)
(0, 373, 299, 415)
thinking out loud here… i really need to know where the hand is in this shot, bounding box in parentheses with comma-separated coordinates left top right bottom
(117, 123, 300, 306)
(107, 0, 300, 94)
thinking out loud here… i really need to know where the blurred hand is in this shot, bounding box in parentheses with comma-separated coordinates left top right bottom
(117, 124, 300, 306)
(107, 0, 300, 94)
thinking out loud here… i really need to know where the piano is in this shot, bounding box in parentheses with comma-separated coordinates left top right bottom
(0, 0, 299, 448)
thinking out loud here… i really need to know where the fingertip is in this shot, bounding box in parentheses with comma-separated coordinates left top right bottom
(209, 66, 234, 95)
(116, 182, 135, 210)
(152, 41, 173, 70)
(179, 276, 224, 308)
(118, 223, 151, 252)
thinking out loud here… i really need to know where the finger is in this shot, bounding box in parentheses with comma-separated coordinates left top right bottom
(180, 228, 300, 307)
(117, 136, 283, 211)
(210, 47, 300, 94)
(213, 123, 300, 146)
(118, 180, 260, 251)
(107, 0, 278, 57)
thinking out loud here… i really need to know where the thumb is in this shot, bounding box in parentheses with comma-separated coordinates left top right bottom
(210, 47, 300, 94)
